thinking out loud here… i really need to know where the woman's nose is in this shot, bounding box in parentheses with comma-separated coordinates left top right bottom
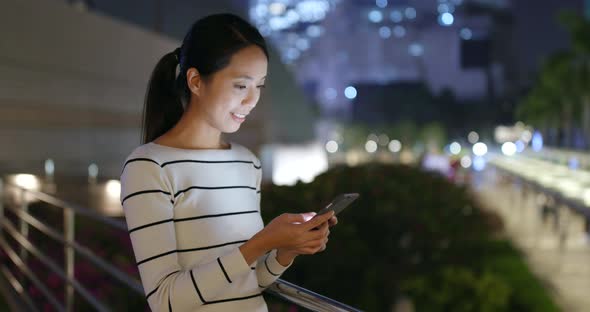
(242, 90, 259, 108)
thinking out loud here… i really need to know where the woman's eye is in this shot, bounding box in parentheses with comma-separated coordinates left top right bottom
(257, 85, 266, 89)
(235, 85, 247, 90)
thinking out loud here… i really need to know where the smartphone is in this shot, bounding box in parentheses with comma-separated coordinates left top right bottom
(316, 193, 359, 217)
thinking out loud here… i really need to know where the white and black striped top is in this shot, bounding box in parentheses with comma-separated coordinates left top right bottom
(120, 142, 292, 312)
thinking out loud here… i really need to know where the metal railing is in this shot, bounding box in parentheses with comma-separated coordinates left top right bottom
(0, 178, 362, 312)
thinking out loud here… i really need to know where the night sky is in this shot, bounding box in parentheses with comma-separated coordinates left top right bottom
(511, 0, 584, 83)
(76, 0, 585, 86)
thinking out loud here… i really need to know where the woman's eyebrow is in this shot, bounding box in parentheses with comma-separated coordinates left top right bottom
(235, 75, 266, 80)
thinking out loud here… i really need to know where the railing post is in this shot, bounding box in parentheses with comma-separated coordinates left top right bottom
(64, 208, 75, 311)
(557, 204, 569, 250)
(19, 188, 29, 273)
(0, 177, 4, 240)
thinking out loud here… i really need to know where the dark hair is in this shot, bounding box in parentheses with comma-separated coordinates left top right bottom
(141, 13, 269, 144)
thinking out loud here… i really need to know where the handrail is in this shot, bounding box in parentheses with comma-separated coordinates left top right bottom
(1, 218, 109, 312)
(266, 279, 363, 312)
(0, 238, 63, 311)
(4, 203, 144, 295)
(0, 178, 363, 311)
(0, 265, 38, 311)
(4, 182, 127, 231)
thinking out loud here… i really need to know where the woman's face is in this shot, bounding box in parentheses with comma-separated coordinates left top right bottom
(190, 45, 268, 134)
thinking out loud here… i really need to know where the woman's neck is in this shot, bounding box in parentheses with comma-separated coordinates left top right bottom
(154, 107, 228, 150)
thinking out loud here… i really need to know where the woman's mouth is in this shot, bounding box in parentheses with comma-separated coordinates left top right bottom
(231, 112, 247, 123)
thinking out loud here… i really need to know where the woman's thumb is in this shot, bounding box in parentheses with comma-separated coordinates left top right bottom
(303, 211, 334, 229)
(283, 213, 307, 224)
(300, 212, 317, 222)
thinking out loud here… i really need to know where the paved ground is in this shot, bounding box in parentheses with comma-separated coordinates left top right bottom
(472, 166, 590, 312)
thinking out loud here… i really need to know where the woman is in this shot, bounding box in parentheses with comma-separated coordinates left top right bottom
(120, 13, 336, 312)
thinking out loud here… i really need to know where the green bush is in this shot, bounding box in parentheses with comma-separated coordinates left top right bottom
(261, 164, 558, 311)
(401, 267, 511, 312)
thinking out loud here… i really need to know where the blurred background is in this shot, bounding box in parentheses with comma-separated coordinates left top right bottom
(1, 0, 589, 311)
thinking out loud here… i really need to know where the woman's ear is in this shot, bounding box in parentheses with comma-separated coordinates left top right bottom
(186, 67, 202, 97)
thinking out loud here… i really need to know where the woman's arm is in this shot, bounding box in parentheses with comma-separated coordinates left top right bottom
(276, 249, 298, 266)
(253, 162, 295, 288)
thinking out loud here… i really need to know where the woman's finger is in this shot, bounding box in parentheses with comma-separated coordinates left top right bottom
(300, 247, 316, 254)
(301, 211, 334, 231)
(305, 226, 328, 241)
(283, 213, 306, 224)
(328, 216, 338, 227)
(295, 239, 328, 254)
(299, 212, 317, 222)
(318, 221, 329, 232)
(297, 239, 323, 249)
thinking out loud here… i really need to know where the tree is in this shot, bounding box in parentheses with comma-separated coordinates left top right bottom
(516, 11, 590, 147)
(559, 11, 590, 143)
(541, 51, 579, 147)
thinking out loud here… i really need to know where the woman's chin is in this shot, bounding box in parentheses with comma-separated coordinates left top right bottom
(222, 124, 241, 134)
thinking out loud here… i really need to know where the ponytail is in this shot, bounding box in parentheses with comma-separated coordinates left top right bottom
(141, 50, 185, 144)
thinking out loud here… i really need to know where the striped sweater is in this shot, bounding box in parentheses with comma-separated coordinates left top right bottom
(120, 142, 292, 312)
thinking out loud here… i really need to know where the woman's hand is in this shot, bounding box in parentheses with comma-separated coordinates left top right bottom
(286, 220, 331, 254)
(242, 211, 336, 266)
(256, 210, 334, 252)
(276, 213, 335, 259)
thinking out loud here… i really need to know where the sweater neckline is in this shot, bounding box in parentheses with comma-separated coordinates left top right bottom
(147, 141, 235, 153)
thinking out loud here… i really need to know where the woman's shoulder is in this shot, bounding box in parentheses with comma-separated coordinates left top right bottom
(120, 143, 164, 175)
(123, 143, 162, 163)
(231, 142, 261, 167)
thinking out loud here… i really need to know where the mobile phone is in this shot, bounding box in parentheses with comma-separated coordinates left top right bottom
(316, 193, 359, 217)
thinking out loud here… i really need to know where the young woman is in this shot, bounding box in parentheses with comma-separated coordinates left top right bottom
(119, 13, 337, 312)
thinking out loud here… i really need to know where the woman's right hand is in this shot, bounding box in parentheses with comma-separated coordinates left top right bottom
(257, 211, 334, 252)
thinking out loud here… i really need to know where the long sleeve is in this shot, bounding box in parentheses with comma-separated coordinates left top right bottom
(120, 159, 255, 311)
(252, 157, 293, 288)
(255, 249, 292, 289)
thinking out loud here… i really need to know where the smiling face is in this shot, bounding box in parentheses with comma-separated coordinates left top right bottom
(187, 45, 268, 134)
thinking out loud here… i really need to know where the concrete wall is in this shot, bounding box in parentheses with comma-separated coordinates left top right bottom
(0, 0, 180, 177)
(0, 0, 317, 179)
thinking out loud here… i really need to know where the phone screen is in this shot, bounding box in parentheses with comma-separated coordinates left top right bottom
(316, 193, 359, 217)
